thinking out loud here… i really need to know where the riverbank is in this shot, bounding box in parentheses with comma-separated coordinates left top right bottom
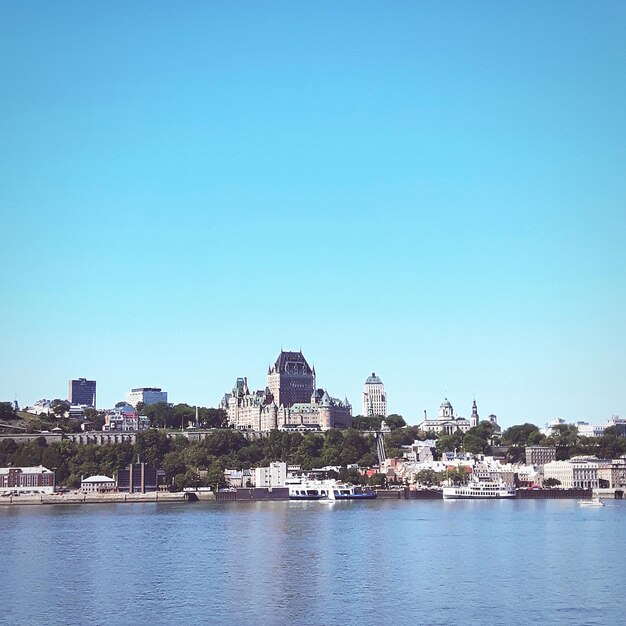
(2, 486, 617, 506)
(0, 491, 216, 505)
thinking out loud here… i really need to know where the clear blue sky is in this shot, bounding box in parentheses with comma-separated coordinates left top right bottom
(1, 2, 625, 428)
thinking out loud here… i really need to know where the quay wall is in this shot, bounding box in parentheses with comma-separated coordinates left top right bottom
(409, 489, 443, 500)
(214, 488, 291, 502)
(0, 491, 212, 506)
(516, 489, 592, 499)
(375, 488, 408, 499)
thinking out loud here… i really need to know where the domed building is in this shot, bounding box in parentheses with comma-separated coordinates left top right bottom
(417, 397, 473, 435)
(438, 398, 454, 419)
(361, 372, 387, 417)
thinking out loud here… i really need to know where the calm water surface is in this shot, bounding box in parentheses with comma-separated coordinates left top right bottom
(1, 499, 625, 625)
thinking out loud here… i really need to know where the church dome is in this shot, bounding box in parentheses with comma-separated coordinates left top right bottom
(440, 398, 452, 408)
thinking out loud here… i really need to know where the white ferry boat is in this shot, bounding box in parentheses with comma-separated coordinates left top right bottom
(443, 478, 516, 500)
(288, 479, 377, 501)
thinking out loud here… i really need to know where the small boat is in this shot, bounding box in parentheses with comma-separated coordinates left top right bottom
(579, 498, 604, 507)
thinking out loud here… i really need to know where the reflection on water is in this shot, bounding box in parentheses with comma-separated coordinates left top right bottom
(1, 500, 625, 625)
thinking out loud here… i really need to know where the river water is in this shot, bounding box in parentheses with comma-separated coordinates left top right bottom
(1, 499, 624, 625)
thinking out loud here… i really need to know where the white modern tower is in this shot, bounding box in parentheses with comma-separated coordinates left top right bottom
(361, 373, 387, 417)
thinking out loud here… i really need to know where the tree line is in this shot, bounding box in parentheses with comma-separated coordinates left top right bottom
(0, 426, 418, 491)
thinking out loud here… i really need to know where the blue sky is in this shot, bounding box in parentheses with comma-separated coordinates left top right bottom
(1, 2, 625, 427)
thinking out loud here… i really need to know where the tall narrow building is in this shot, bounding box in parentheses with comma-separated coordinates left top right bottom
(267, 350, 315, 408)
(68, 378, 96, 407)
(470, 399, 480, 427)
(361, 372, 387, 417)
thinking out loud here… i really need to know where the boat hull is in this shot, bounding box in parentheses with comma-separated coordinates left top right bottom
(442, 493, 516, 500)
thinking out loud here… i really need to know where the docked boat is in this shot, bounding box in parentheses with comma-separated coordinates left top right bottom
(579, 498, 604, 507)
(288, 479, 377, 501)
(443, 477, 516, 500)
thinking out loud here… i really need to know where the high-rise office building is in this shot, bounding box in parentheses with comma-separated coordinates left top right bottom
(68, 378, 96, 407)
(125, 387, 168, 408)
(361, 373, 387, 417)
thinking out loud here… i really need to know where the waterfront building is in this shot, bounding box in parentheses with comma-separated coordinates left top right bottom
(81, 475, 116, 493)
(117, 463, 158, 493)
(543, 460, 574, 488)
(525, 446, 556, 467)
(571, 456, 600, 489)
(597, 458, 626, 489)
(516, 464, 543, 487)
(224, 469, 252, 488)
(254, 462, 288, 488)
(361, 373, 387, 417)
(0, 465, 55, 495)
(125, 387, 168, 408)
(68, 378, 97, 408)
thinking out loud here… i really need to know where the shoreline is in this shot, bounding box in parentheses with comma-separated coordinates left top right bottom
(1, 486, 613, 506)
(0, 491, 215, 506)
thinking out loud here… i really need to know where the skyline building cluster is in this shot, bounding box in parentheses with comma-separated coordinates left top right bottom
(221, 350, 352, 432)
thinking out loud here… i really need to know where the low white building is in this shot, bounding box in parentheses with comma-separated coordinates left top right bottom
(81, 475, 116, 493)
(543, 460, 573, 488)
(571, 456, 600, 489)
(254, 462, 288, 488)
(23, 399, 53, 416)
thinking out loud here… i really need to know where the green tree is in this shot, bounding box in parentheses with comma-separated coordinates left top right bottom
(365, 473, 387, 487)
(203, 430, 247, 457)
(415, 469, 441, 486)
(547, 424, 580, 460)
(205, 461, 226, 491)
(385, 414, 406, 429)
(543, 477, 561, 488)
(436, 431, 464, 454)
(50, 399, 70, 418)
(200, 408, 228, 429)
(134, 430, 171, 467)
(502, 423, 541, 447)
(447, 466, 470, 485)
(141, 402, 176, 428)
(0, 401, 17, 421)
(462, 434, 488, 455)
(351, 415, 383, 430)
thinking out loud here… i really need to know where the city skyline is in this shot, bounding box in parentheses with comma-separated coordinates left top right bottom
(1, 3, 625, 428)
